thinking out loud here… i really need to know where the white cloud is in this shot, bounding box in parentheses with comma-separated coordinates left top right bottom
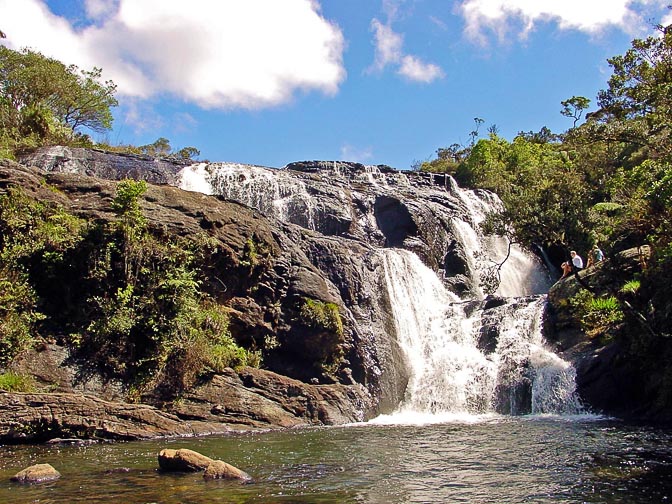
(0, 0, 346, 110)
(369, 17, 444, 83)
(662, 10, 672, 27)
(459, 0, 669, 44)
(120, 99, 165, 135)
(398, 55, 445, 82)
(340, 143, 374, 163)
(84, 0, 118, 20)
(370, 18, 404, 71)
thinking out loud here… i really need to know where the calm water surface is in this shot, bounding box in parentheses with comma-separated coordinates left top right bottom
(1, 416, 671, 503)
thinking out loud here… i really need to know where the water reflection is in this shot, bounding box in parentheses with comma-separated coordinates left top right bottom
(1, 417, 671, 503)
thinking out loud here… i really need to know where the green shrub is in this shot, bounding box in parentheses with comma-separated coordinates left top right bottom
(620, 279, 641, 295)
(0, 372, 35, 392)
(112, 178, 147, 233)
(0, 183, 261, 395)
(300, 298, 344, 337)
(570, 289, 624, 339)
(0, 272, 44, 365)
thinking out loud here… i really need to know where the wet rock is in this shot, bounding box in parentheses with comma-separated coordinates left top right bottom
(158, 449, 251, 481)
(158, 448, 214, 472)
(203, 460, 252, 482)
(11, 463, 61, 484)
(171, 367, 373, 428)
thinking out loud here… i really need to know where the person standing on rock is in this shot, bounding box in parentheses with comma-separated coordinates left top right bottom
(570, 250, 583, 272)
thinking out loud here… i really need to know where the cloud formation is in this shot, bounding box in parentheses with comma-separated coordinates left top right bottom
(370, 18, 445, 82)
(459, 0, 669, 44)
(0, 0, 346, 110)
(340, 143, 374, 163)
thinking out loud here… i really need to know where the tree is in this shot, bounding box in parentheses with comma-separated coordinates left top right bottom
(0, 47, 117, 154)
(139, 137, 172, 157)
(576, 22, 672, 161)
(57, 66, 117, 133)
(177, 146, 201, 160)
(561, 96, 591, 128)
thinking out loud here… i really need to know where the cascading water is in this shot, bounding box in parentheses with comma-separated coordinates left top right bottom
(178, 162, 318, 229)
(453, 187, 551, 298)
(176, 160, 574, 420)
(376, 248, 581, 421)
(381, 250, 496, 415)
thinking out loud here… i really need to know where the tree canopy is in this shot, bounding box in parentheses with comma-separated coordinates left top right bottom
(0, 46, 117, 156)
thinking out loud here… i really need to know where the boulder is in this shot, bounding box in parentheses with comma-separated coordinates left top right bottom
(158, 449, 214, 472)
(11, 463, 61, 484)
(203, 460, 252, 482)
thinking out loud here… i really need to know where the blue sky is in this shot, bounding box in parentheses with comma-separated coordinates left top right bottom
(1, 0, 671, 169)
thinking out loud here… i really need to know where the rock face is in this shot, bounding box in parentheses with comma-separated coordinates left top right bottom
(1, 148, 568, 441)
(0, 392, 213, 442)
(545, 247, 669, 420)
(10, 463, 61, 484)
(18, 146, 189, 185)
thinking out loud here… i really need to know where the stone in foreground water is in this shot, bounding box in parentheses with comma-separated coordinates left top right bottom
(11, 463, 61, 483)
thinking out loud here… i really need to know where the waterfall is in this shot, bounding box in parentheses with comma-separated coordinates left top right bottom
(178, 163, 213, 195)
(452, 188, 551, 298)
(375, 249, 581, 422)
(175, 161, 571, 420)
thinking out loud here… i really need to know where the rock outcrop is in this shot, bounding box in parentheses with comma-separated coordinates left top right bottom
(0, 158, 378, 441)
(18, 146, 189, 185)
(545, 246, 672, 421)
(0, 392, 215, 442)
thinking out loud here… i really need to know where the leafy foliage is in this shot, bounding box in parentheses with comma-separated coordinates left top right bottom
(0, 183, 259, 397)
(569, 290, 624, 340)
(420, 19, 672, 351)
(96, 137, 202, 161)
(0, 372, 35, 392)
(0, 46, 117, 157)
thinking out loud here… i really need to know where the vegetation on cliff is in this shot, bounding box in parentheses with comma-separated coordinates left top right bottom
(0, 47, 200, 162)
(0, 176, 260, 399)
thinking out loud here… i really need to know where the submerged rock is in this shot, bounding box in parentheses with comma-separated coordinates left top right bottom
(203, 460, 252, 482)
(158, 449, 214, 472)
(158, 448, 252, 482)
(10, 463, 61, 484)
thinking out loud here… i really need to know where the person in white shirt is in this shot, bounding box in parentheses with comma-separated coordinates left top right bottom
(570, 250, 583, 271)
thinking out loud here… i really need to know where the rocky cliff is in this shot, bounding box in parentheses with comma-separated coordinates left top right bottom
(0, 157, 378, 441)
(6, 146, 659, 442)
(545, 246, 672, 423)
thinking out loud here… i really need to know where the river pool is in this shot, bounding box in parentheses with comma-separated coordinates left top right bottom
(1, 415, 671, 503)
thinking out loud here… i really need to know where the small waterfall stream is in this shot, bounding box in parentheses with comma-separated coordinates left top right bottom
(180, 162, 318, 229)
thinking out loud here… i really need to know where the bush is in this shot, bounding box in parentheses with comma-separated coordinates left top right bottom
(0, 372, 35, 392)
(570, 289, 624, 339)
(299, 298, 343, 337)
